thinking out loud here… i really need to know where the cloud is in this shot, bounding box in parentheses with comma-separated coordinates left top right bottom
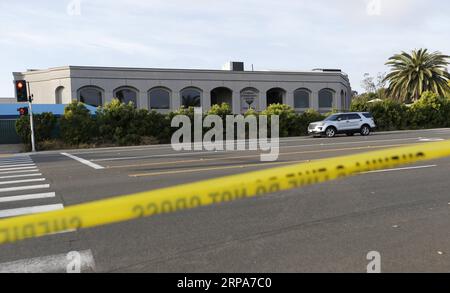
(0, 0, 449, 96)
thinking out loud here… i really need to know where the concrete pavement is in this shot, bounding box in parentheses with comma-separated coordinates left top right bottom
(1, 128, 450, 272)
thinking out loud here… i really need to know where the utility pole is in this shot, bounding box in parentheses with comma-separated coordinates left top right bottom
(27, 82, 36, 152)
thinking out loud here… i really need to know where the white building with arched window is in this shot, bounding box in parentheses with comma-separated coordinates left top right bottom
(12, 62, 352, 114)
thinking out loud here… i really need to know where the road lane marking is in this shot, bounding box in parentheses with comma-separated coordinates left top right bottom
(0, 184, 50, 193)
(61, 153, 105, 170)
(418, 138, 444, 142)
(0, 163, 35, 168)
(115, 143, 413, 169)
(49, 229, 77, 235)
(0, 169, 39, 175)
(0, 178, 46, 185)
(362, 165, 437, 174)
(0, 204, 63, 218)
(0, 173, 42, 179)
(128, 159, 439, 179)
(0, 166, 37, 172)
(68, 137, 317, 155)
(95, 137, 426, 163)
(129, 160, 309, 177)
(69, 129, 450, 156)
(0, 250, 95, 273)
(0, 192, 56, 203)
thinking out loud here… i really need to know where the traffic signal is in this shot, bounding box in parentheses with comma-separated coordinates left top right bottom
(15, 80, 28, 102)
(17, 107, 29, 117)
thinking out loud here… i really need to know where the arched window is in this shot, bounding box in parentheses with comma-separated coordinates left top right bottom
(318, 89, 334, 108)
(114, 87, 138, 107)
(211, 87, 232, 106)
(55, 86, 65, 104)
(266, 88, 285, 106)
(149, 87, 171, 110)
(294, 89, 311, 109)
(340, 90, 346, 110)
(77, 86, 103, 107)
(240, 87, 259, 113)
(181, 87, 202, 108)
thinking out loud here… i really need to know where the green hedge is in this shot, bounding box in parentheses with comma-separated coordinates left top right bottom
(15, 94, 450, 150)
(60, 102, 97, 145)
(350, 91, 450, 131)
(15, 112, 57, 150)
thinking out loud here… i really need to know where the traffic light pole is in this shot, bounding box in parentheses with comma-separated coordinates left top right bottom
(27, 82, 36, 153)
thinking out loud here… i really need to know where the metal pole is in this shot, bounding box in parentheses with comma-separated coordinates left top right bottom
(27, 82, 36, 152)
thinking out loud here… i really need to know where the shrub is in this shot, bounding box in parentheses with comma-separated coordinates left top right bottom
(139, 109, 172, 143)
(15, 112, 57, 149)
(207, 103, 232, 119)
(407, 91, 449, 129)
(261, 104, 297, 137)
(169, 106, 196, 120)
(350, 98, 408, 131)
(369, 99, 408, 131)
(244, 108, 259, 118)
(97, 99, 142, 146)
(60, 102, 97, 145)
(294, 109, 326, 136)
(349, 96, 370, 112)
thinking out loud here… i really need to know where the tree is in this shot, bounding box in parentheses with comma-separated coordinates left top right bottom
(361, 72, 386, 94)
(383, 49, 450, 102)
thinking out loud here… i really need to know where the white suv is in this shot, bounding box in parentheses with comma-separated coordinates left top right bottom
(308, 112, 376, 138)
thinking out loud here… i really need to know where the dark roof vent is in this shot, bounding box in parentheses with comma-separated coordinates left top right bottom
(223, 62, 244, 72)
(312, 68, 342, 73)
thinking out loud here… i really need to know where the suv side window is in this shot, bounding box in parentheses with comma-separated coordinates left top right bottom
(337, 114, 347, 121)
(348, 114, 361, 120)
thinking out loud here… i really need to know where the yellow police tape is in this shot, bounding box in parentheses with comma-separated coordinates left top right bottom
(1, 140, 450, 245)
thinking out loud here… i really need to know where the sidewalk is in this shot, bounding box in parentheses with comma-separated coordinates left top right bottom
(0, 144, 23, 155)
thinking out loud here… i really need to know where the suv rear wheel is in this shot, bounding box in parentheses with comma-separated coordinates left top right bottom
(360, 125, 371, 136)
(325, 127, 337, 138)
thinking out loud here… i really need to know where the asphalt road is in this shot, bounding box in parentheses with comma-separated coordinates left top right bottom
(1, 129, 450, 273)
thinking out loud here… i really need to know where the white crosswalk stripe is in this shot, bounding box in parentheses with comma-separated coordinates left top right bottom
(0, 156, 83, 273)
(0, 160, 34, 165)
(0, 204, 64, 218)
(0, 250, 96, 273)
(0, 158, 33, 163)
(0, 173, 42, 179)
(0, 192, 56, 203)
(0, 169, 39, 175)
(0, 178, 46, 185)
(0, 163, 36, 168)
(0, 184, 50, 193)
(0, 156, 66, 220)
(0, 166, 37, 172)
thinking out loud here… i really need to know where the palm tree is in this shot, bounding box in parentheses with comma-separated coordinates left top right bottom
(383, 49, 450, 102)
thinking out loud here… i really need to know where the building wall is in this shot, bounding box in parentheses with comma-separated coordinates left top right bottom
(13, 66, 352, 114)
(13, 67, 72, 105)
(0, 98, 17, 104)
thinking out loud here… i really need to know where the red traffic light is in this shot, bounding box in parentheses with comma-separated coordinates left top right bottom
(17, 107, 29, 117)
(15, 80, 28, 103)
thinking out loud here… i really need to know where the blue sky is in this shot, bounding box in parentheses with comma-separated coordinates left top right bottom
(0, 0, 449, 97)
